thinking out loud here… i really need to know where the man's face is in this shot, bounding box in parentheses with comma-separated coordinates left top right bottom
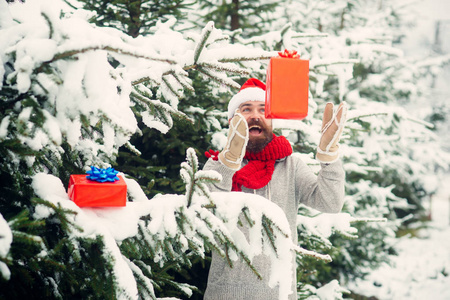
(238, 101, 273, 153)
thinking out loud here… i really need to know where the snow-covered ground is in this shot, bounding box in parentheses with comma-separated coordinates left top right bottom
(348, 174, 450, 300)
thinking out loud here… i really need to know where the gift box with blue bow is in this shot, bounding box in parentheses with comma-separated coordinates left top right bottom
(68, 167, 127, 207)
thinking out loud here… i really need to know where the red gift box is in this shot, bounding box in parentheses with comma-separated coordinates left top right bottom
(68, 175, 127, 207)
(265, 50, 309, 119)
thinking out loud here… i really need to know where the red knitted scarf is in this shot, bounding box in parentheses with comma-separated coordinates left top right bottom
(232, 134, 292, 192)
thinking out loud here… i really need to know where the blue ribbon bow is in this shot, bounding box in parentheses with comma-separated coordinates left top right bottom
(86, 166, 120, 182)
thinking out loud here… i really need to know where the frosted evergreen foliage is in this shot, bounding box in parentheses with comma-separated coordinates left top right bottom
(2, 0, 450, 299)
(0, 213, 12, 280)
(198, 0, 450, 295)
(1, 1, 299, 299)
(0, 1, 274, 173)
(29, 147, 300, 300)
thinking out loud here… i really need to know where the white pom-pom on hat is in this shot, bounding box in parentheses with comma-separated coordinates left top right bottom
(227, 78, 266, 120)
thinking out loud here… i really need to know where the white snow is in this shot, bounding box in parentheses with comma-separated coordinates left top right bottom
(0, 116, 10, 138)
(347, 174, 450, 300)
(31, 171, 298, 300)
(0, 213, 12, 280)
(2, 0, 450, 299)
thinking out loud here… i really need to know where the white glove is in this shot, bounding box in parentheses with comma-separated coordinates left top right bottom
(316, 102, 347, 164)
(218, 109, 249, 170)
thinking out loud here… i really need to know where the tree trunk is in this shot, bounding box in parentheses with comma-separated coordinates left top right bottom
(230, 0, 240, 31)
(127, 0, 142, 38)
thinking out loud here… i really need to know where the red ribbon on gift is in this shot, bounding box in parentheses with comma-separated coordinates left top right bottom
(278, 49, 300, 59)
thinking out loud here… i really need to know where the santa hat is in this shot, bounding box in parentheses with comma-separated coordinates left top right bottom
(227, 78, 266, 120)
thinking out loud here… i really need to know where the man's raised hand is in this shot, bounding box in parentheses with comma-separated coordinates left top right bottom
(218, 109, 249, 170)
(316, 102, 347, 164)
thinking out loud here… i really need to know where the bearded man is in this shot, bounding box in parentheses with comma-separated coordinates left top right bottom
(203, 78, 347, 300)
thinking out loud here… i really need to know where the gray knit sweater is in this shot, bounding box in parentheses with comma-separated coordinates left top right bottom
(202, 154, 345, 300)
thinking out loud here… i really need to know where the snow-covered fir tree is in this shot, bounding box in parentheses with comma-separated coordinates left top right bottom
(192, 0, 450, 296)
(268, 0, 450, 294)
(1, 0, 449, 299)
(0, 0, 296, 299)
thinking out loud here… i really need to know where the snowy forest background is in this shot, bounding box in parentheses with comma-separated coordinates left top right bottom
(1, 0, 449, 299)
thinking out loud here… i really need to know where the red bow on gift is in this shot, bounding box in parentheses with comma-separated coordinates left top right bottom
(278, 49, 300, 59)
(205, 149, 219, 161)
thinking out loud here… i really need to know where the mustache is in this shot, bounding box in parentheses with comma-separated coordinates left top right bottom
(247, 119, 268, 130)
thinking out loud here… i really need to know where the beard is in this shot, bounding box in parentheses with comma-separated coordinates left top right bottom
(246, 119, 273, 153)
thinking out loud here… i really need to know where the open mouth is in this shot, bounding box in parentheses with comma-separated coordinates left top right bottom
(249, 125, 262, 136)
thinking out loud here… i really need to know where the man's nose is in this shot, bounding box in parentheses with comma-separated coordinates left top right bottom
(249, 113, 262, 122)
(249, 109, 263, 119)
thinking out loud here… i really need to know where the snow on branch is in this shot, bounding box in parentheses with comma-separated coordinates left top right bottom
(40, 43, 176, 70)
(294, 245, 332, 263)
(2, 3, 276, 173)
(298, 211, 376, 245)
(30, 152, 300, 300)
(193, 21, 214, 64)
(311, 58, 359, 68)
(347, 110, 434, 129)
(198, 61, 250, 75)
(130, 89, 192, 131)
(181, 148, 221, 207)
(217, 51, 276, 63)
(196, 67, 241, 89)
(416, 53, 450, 68)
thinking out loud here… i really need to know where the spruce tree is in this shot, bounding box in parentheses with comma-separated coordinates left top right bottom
(0, 1, 295, 299)
(193, 0, 450, 296)
(77, 0, 192, 37)
(194, 0, 278, 39)
(261, 0, 450, 295)
(3, 0, 448, 299)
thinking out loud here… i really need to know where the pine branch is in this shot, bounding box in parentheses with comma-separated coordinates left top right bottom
(312, 59, 359, 68)
(196, 210, 262, 280)
(31, 197, 83, 234)
(180, 162, 195, 208)
(176, 207, 195, 233)
(194, 182, 216, 206)
(181, 148, 220, 207)
(262, 215, 278, 257)
(137, 222, 156, 258)
(224, 244, 233, 269)
(130, 89, 192, 124)
(184, 155, 197, 205)
(162, 75, 184, 99)
(205, 35, 230, 48)
(11, 231, 45, 248)
(124, 141, 142, 156)
(333, 229, 359, 240)
(242, 207, 255, 227)
(37, 45, 176, 73)
(196, 67, 241, 89)
(194, 228, 226, 259)
(198, 61, 250, 75)
(124, 257, 157, 300)
(224, 237, 263, 280)
(218, 53, 275, 63)
(347, 112, 434, 129)
(41, 12, 54, 39)
(280, 22, 292, 38)
(171, 72, 194, 92)
(163, 239, 176, 260)
(294, 245, 333, 263)
(291, 33, 329, 39)
(132, 68, 193, 93)
(193, 21, 214, 64)
(131, 75, 161, 86)
(350, 217, 387, 223)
